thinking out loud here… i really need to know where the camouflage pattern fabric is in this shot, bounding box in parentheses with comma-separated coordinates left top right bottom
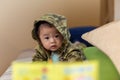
(32, 13, 86, 62)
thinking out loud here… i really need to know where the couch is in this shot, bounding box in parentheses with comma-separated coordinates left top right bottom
(69, 26, 120, 80)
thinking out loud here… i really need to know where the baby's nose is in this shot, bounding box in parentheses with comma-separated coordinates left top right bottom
(50, 38, 55, 42)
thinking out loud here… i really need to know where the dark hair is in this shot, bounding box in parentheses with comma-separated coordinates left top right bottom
(32, 21, 54, 42)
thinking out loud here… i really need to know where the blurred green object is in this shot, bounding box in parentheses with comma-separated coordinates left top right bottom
(84, 47, 120, 80)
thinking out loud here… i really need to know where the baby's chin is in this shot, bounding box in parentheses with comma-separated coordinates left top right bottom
(49, 49, 58, 52)
(49, 47, 60, 51)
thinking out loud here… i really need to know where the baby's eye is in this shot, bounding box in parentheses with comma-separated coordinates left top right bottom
(55, 34, 59, 38)
(44, 37, 49, 40)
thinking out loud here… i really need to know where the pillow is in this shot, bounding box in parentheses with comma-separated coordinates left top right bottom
(81, 20, 120, 74)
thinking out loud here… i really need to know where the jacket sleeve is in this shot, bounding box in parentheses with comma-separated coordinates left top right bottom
(32, 50, 47, 62)
(64, 46, 86, 62)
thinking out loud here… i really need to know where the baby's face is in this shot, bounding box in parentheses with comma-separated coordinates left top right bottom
(39, 25, 63, 51)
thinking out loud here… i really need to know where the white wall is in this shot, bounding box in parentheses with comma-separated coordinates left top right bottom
(0, 0, 101, 76)
(114, 0, 120, 21)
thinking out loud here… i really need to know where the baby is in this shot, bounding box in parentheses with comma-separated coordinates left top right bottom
(32, 13, 86, 62)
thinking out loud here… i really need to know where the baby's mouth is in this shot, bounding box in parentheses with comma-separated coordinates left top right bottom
(51, 45, 57, 49)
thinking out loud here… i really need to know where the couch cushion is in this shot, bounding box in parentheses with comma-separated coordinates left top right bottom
(69, 26, 96, 46)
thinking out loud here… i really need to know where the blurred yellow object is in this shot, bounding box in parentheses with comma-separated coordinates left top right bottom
(12, 61, 99, 80)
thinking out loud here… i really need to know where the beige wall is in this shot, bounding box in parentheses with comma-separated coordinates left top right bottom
(0, 0, 101, 75)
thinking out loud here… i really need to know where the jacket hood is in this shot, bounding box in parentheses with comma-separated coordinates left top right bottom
(33, 13, 71, 41)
